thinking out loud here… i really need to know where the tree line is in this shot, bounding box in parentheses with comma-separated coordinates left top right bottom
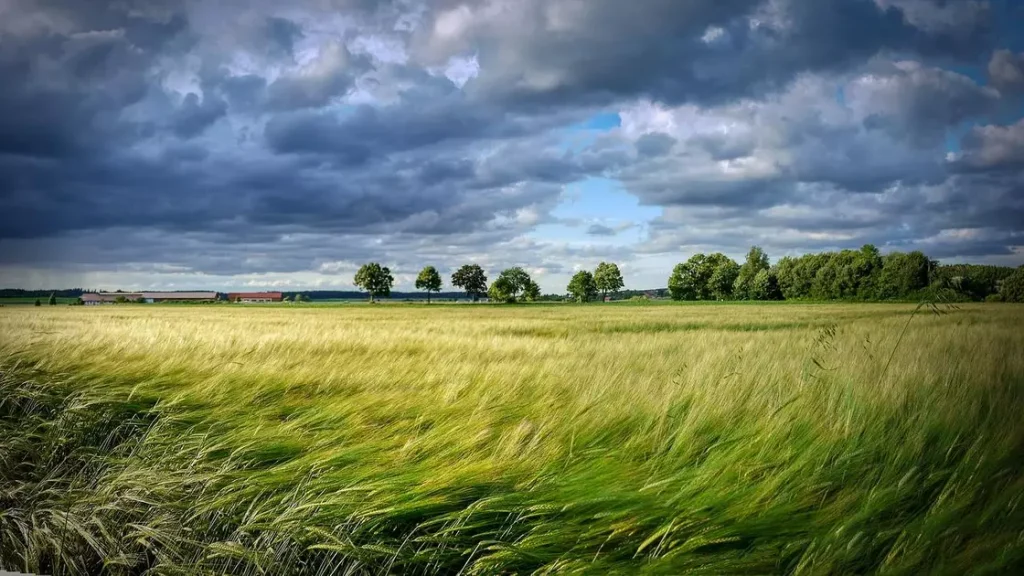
(669, 245, 1024, 303)
(352, 262, 624, 303)
(353, 247, 1024, 304)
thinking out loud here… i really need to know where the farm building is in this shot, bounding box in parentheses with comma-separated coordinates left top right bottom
(142, 292, 218, 303)
(81, 293, 143, 305)
(82, 291, 219, 304)
(227, 292, 283, 303)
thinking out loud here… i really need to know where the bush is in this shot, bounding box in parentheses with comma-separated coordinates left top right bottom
(985, 293, 1004, 303)
(999, 268, 1024, 303)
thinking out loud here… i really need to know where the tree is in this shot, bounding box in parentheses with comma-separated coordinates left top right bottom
(775, 253, 830, 300)
(523, 280, 541, 302)
(567, 271, 598, 302)
(499, 267, 532, 301)
(34, 298, 41, 307)
(1000, 267, 1024, 303)
(48, 293, 57, 306)
(488, 276, 515, 303)
(593, 262, 624, 300)
(668, 253, 740, 301)
(877, 251, 930, 300)
(668, 254, 707, 301)
(451, 264, 488, 301)
(935, 264, 1017, 301)
(750, 269, 782, 300)
(353, 263, 394, 303)
(501, 267, 531, 294)
(489, 267, 533, 303)
(415, 266, 443, 303)
(706, 253, 740, 300)
(850, 244, 884, 299)
(282, 295, 291, 302)
(733, 246, 771, 300)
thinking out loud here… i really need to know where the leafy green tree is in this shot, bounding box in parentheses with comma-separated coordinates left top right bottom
(733, 246, 771, 300)
(877, 251, 931, 300)
(488, 267, 533, 303)
(567, 270, 598, 302)
(750, 269, 782, 300)
(594, 262, 624, 300)
(488, 276, 515, 303)
(1000, 267, 1024, 303)
(501, 267, 531, 300)
(706, 253, 740, 300)
(935, 264, 1017, 300)
(668, 254, 707, 300)
(851, 244, 884, 298)
(354, 263, 394, 303)
(415, 266, 443, 303)
(806, 246, 886, 300)
(523, 280, 542, 302)
(34, 298, 41, 307)
(773, 256, 798, 299)
(451, 264, 488, 301)
(775, 253, 830, 299)
(48, 293, 56, 306)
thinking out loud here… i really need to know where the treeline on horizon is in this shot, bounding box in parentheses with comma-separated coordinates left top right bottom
(668, 245, 1023, 303)
(3, 245, 1023, 303)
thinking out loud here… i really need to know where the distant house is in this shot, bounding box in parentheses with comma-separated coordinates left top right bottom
(227, 292, 283, 303)
(142, 292, 218, 303)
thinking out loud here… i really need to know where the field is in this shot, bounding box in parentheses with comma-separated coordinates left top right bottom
(2, 302, 1024, 574)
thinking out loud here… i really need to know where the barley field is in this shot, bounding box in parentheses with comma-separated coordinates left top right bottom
(2, 302, 1024, 574)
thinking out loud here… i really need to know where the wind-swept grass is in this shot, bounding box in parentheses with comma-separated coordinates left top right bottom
(2, 303, 1024, 574)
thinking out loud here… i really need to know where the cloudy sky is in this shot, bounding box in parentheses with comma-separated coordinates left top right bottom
(1, 0, 1022, 292)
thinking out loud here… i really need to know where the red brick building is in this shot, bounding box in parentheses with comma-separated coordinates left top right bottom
(227, 292, 284, 303)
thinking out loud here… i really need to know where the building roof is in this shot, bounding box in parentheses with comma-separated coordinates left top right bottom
(81, 292, 142, 301)
(227, 292, 283, 299)
(141, 291, 218, 299)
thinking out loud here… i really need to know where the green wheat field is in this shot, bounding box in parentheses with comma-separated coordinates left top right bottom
(2, 302, 1024, 574)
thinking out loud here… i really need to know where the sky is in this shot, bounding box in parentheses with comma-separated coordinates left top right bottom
(0, 0, 1023, 293)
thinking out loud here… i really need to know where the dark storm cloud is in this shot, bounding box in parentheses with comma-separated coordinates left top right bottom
(171, 93, 228, 138)
(264, 17, 304, 58)
(851, 61, 1000, 145)
(635, 133, 677, 157)
(416, 0, 994, 110)
(956, 120, 1024, 170)
(0, 29, 154, 159)
(989, 50, 1024, 95)
(264, 43, 372, 110)
(0, 0, 1022, 288)
(262, 82, 576, 160)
